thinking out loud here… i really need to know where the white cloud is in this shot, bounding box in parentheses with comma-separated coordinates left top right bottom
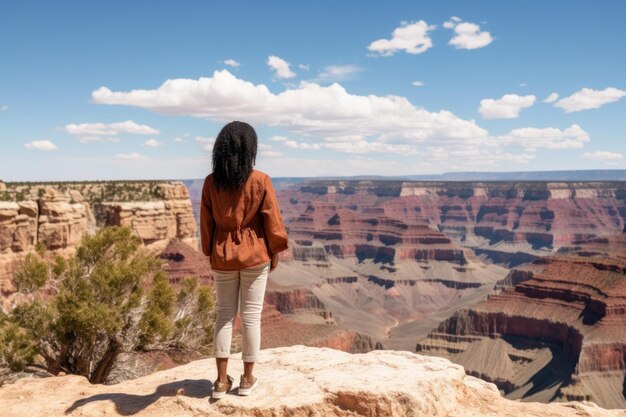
(321, 140, 416, 154)
(499, 124, 589, 149)
(260, 150, 283, 158)
(581, 151, 623, 161)
(543, 92, 559, 103)
(25, 140, 58, 151)
(173, 137, 185, 143)
(298, 64, 310, 71)
(223, 59, 240, 68)
(444, 18, 493, 50)
(479, 94, 536, 119)
(270, 135, 288, 142)
(316, 65, 361, 82)
(284, 140, 299, 149)
(277, 136, 410, 154)
(442, 16, 462, 29)
(195, 136, 215, 152)
(267, 55, 296, 79)
(116, 152, 146, 160)
(91, 69, 487, 147)
(555, 87, 626, 112)
(367, 20, 436, 56)
(144, 138, 164, 147)
(90, 70, 596, 166)
(1, 105, 8, 111)
(412, 81, 424, 87)
(64, 120, 160, 142)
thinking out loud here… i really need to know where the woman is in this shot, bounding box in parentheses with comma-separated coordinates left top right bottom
(200, 121, 289, 399)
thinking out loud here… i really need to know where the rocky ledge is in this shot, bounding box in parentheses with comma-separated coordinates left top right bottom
(0, 345, 623, 417)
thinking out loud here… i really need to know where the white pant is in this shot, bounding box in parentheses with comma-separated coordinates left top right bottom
(212, 261, 269, 362)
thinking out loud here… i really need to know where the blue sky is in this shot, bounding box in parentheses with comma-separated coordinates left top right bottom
(1, 0, 625, 180)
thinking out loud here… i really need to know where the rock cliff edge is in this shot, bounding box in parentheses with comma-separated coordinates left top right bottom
(0, 345, 623, 417)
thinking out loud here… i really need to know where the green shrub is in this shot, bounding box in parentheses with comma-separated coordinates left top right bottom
(2, 226, 215, 383)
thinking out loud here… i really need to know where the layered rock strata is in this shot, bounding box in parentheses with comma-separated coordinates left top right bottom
(267, 228, 507, 350)
(416, 234, 626, 409)
(278, 180, 626, 262)
(0, 181, 197, 304)
(159, 241, 381, 355)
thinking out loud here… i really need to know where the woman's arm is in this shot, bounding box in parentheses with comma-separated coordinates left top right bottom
(270, 252, 279, 272)
(260, 175, 289, 266)
(200, 177, 215, 258)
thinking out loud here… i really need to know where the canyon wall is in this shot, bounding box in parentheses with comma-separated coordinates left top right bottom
(0, 181, 197, 304)
(278, 180, 626, 261)
(159, 240, 382, 359)
(416, 234, 626, 409)
(183, 179, 626, 353)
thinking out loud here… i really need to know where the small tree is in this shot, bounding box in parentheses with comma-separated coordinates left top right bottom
(4, 226, 215, 383)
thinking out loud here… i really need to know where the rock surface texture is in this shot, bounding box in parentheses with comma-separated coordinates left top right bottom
(0, 181, 197, 305)
(0, 345, 623, 417)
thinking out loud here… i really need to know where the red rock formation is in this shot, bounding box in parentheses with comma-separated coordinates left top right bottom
(416, 234, 626, 409)
(158, 241, 380, 354)
(277, 180, 626, 262)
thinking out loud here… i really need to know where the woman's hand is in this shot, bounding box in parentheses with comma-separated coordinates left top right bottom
(270, 253, 279, 272)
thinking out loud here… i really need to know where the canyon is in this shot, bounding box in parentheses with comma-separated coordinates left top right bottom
(184, 178, 626, 408)
(2, 177, 626, 410)
(186, 179, 626, 342)
(416, 233, 626, 409)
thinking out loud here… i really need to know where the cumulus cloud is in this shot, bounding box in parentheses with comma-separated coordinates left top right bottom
(367, 20, 436, 56)
(64, 120, 160, 142)
(542, 92, 559, 103)
(260, 150, 283, 157)
(499, 124, 589, 149)
(223, 59, 240, 68)
(270, 135, 289, 142)
(444, 17, 493, 49)
(195, 136, 215, 152)
(555, 87, 626, 112)
(116, 152, 146, 160)
(267, 55, 296, 79)
(581, 151, 623, 161)
(276, 135, 415, 154)
(316, 65, 361, 82)
(298, 64, 310, 71)
(25, 140, 58, 151)
(442, 16, 462, 29)
(173, 137, 185, 143)
(90, 70, 595, 167)
(91, 69, 487, 146)
(144, 138, 164, 147)
(479, 94, 536, 119)
(412, 81, 424, 87)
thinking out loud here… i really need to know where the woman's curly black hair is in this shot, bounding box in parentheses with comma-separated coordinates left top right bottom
(211, 121, 258, 191)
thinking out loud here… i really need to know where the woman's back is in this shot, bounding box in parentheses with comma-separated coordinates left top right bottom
(200, 168, 288, 270)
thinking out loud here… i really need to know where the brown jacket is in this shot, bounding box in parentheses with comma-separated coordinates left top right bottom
(200, 169, 289, 270)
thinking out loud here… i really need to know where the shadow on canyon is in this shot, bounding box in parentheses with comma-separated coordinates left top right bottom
(501, 335, 577, 400)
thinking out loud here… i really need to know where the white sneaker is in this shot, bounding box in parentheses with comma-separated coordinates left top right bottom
(211, 374, 234, 399)
(238, 374, 258, 396)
